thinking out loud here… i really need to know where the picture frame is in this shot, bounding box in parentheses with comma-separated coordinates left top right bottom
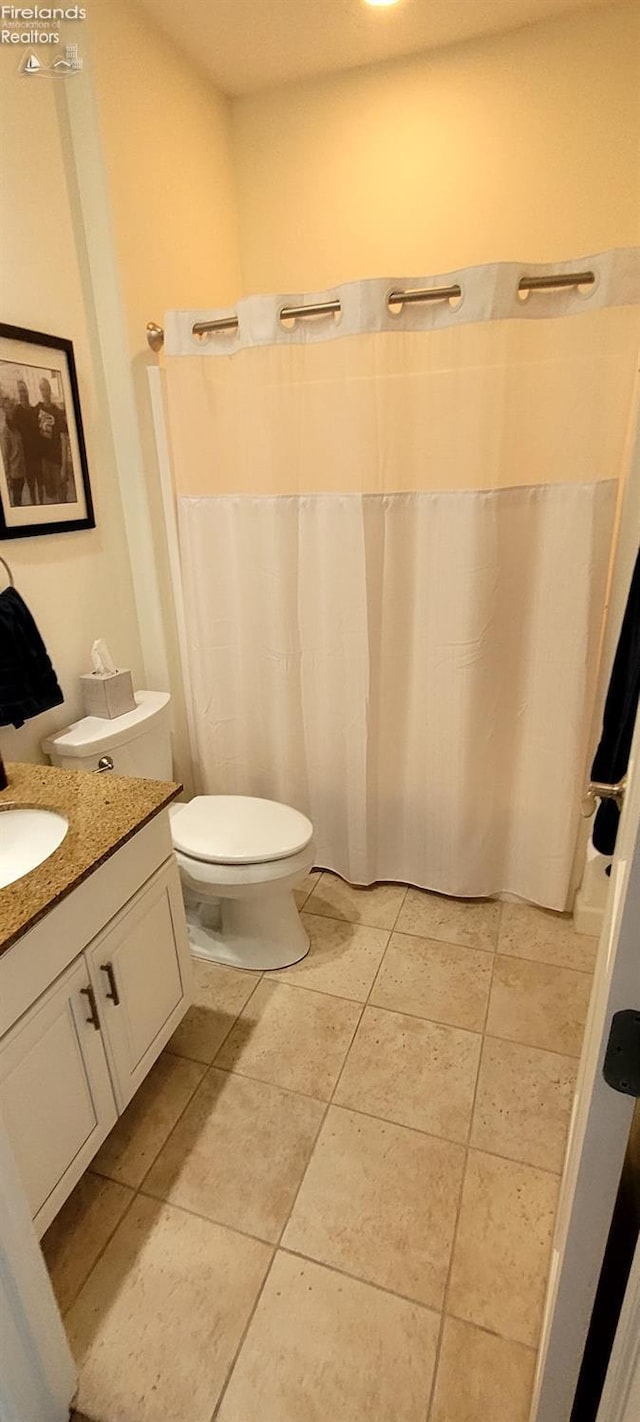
(0, 323, 95, 539)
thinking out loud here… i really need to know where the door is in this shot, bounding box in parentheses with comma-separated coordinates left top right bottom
(0, 1120, 77, 1422)
(532, 713, 640, 1419)
(0, 956, 117, 1238)
(87, 858, 192, 1111)
(596, 1235, 640, 1422)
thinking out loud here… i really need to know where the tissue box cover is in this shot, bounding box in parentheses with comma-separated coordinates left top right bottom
(80, 670, 136, 719)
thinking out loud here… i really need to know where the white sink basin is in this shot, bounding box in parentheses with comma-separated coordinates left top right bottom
(0, 807, 69, 890)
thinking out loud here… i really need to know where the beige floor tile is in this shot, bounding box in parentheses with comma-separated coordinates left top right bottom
(334, 1005, 481, 1143)
(92, 1052, 206, 1188)
(471, 1036, 577, 1172)
(144, 1068, 324, 1242)
(267, 913, 389, 1001)
(41, 1173, 133, 1315)
(431, 1317, 536, 1422)
(215, 981, 361, 1100)
(293, 869, 321, 909)
(217, 1251, 439, 1422)
(169, 959, 259, 1064)
(499, 901, 598, 972)
(66, 1196, 271, 1422)
(283, 1105, 465, 1307)
(395, 889, 500, 951)
(486, 955, 591, 1058)
(305, 872, 407, 929)
(371, 932, 493, 1032)
(448, 1148, 559, 1346)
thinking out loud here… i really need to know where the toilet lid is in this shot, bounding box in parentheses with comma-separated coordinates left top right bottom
(170, 795, 313, 866)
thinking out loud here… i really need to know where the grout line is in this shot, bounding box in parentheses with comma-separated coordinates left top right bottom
(299, 907, 397, 937)
(72, 1051, 218, 1312)
(492, 947, 596, 978)
(273, 996, 369, 1250)
(465, 907, 501, 1150)
(355, 986, 585, 1060)
(206, 1060, 328, 1106)
(208, 1050, 357, 1109)
(467, 1022, 584, 1061)
(93, 975, 268, 1211)
(53, 1183, 139, 1319)
(390, 884, 409, 932)
(260, 971, 384, 1006)
(384, 909, 594, 976)
(128, 1059, 211, 1194)
(266, 914, 394, 1256)
(279, 1243, 443, 1315)
(422, 903, 502, 1422)
(285, 895, 594, 976)
(273, 1096, 333, 1248)
(136, 1187, 279, 1251)
(423, 1166, 467, 1419)
(227, 973, 365, 1008)
(439, 1314, 539, 1352)
(365, 991, 487, 1035)
(91, 1060, 207, 1197)
(210, 1248, 278, 1421)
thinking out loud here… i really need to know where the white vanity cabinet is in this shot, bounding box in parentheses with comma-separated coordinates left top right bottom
(0, 813, 192, 1237)
(0, 956, 117, 1234)
(86, 860, 188, 1111)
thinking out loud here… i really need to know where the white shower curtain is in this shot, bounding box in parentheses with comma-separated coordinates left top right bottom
(162, 252, 640, 909)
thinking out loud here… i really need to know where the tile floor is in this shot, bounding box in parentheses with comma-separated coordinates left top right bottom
(45, 871, 597, 1422)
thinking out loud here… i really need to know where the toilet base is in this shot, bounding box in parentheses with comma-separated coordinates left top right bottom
(185, 888, 310, 971)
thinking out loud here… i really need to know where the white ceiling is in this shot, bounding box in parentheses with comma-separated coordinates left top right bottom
(135, 0, 616, 96)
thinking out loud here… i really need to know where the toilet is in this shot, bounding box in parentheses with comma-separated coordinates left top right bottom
(44, 690, 314, 971)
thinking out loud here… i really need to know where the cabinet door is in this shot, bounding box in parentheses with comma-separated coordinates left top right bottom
(87, 859, 192, 1112)
(0, 956, 117, 1237)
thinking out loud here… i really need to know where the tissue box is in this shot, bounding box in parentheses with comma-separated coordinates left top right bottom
(80, 669, 136, 720)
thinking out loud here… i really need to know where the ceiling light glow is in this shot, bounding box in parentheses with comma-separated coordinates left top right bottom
(365, 0, 401, 7)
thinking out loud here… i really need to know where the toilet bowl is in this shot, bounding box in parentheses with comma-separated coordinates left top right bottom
(43, 692, 315, 973)
(170, 796, 315, 971)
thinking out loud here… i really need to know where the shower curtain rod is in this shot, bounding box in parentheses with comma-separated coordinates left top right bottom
(145, 268, 596, 350)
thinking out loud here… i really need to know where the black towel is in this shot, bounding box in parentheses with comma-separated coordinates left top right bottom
(0, 586, 64, 729)
(591, 547, 640, 855)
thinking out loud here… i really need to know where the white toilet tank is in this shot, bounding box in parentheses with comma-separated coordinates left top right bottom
(43, 691, 172, 780)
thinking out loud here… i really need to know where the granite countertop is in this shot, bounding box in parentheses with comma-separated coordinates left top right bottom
(0, 762, 182, 956)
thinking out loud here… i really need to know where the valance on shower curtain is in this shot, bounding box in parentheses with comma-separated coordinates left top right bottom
(162, 251, 640, 909)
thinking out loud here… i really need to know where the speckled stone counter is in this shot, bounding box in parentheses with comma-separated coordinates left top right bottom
(0, 762, 181, 956)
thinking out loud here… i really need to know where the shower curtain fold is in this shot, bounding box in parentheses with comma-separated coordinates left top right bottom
(164, 253, 640, 909)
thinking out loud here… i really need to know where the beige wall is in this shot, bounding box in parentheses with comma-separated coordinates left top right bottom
(88, 0, 241, 355)
(0, 64, 144, 764)
(232, 3, 640, 295)
(85, 0, 244, 790)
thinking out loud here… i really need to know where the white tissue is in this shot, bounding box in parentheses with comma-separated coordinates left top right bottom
(90, 638, 117, 676)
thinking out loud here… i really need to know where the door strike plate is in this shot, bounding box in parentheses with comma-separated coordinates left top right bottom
(603, 1010, 640, 1097)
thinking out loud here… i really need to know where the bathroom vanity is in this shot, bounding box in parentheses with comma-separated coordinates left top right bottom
(0, 762, 193, 1238)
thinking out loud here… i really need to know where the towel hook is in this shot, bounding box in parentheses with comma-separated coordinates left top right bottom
(0, 555, 14, 588)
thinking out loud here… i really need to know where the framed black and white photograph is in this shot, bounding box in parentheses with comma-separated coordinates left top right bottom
(0, 324, 95, 539)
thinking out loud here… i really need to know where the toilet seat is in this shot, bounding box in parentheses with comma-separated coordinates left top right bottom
(174, 840, 315, 895)
(170, 795, 313, 866)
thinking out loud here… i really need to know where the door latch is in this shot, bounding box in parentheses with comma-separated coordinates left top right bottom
(603, 1010, 640, 1096)
(582, 776, 627, 818)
